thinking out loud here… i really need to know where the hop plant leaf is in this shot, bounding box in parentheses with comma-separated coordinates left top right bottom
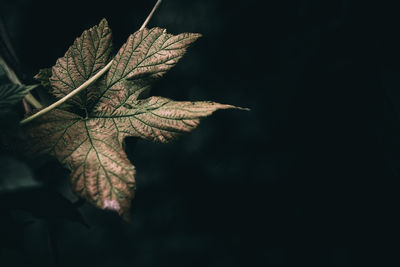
(24, 19, 243, 220)
(49, 18, 112, 108)
(0, 83, 33, 113)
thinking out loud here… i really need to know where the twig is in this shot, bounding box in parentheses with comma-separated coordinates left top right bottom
(140, 0, 162, 30)
(20, 0, 163, 125)
(20, 60, 112, 124)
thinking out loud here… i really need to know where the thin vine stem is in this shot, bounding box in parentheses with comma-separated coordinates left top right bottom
(140, 0, 162, 30)
(20, 0, 162, 125)
(20, 60, 113, 124)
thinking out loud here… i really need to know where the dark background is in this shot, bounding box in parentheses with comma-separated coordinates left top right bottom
(1, 0, 400, 266)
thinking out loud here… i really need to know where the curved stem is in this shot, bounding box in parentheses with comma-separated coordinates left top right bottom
(20, 0, 163, 125)
(20, 60, 113, 124)
(140, 0, 162, 30)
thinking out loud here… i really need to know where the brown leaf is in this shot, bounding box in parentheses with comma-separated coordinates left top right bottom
(93, 96, 238, 143)
(25, 109, 135, 220)
(24, 20, 245, 220)
(92, 27, 201, 113)
(50, 18, 112, 109)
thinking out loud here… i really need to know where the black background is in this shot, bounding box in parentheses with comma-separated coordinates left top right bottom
(1, 0, 400, 266)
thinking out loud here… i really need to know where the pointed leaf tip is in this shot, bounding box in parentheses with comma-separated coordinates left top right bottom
(93, 27, 202, 112)
(49, 18, 113, 108)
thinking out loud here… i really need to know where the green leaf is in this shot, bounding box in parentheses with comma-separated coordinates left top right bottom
(0, 83, 30, 112)
(23, 20, 245, 220)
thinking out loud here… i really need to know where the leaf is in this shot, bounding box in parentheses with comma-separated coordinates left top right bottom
(94, 96, 237, 143)
(25, 109, 136, 219)
(49, 18, 112, 109)
(34, 68, 52, 89)
(23, 20, 244, 220)
(0, 83, 31, 112)
(92, 27, 202, 112)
